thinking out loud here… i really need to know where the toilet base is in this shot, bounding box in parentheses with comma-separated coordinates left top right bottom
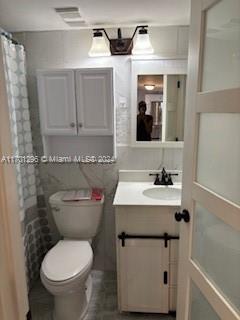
(53, 274, 93, 320)
(80, 275, 93, 320)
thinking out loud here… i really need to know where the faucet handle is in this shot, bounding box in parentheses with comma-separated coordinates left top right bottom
(149, 173, 160, 177)
(149, 173, 161, 185)
(166, 172, 179, 185)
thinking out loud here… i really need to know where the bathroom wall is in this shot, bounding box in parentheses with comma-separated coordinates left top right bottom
(14, 26, 189, 272)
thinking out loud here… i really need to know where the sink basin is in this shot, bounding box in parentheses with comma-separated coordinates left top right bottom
(143, 187, 181, 200)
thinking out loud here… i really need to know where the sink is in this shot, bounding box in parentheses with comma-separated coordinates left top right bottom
(143, 187, 181, 200)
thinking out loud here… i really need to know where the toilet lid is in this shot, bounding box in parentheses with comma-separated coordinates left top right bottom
(41, 240, 93, 282)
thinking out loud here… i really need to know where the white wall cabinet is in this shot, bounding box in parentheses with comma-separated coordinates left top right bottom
(37, 70, 77, 135)
(76, 69, 113, 136)
(115, 206, 179, 314)
(37, 68, 115, 158)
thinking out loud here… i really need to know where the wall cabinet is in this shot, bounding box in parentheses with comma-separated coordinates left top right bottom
(115, 206, 179, 314)
(37, 68, 114, 158)
(37, 70, 77, 135)
(75, 69, 113, 136)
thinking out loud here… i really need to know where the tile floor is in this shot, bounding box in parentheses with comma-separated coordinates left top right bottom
(29, 271, 176, 320)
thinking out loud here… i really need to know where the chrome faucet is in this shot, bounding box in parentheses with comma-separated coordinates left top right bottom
(149, 167, 178, 186)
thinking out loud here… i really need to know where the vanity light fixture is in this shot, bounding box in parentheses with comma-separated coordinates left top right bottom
(88, 30, 111, 57)
(88, 25, 154, 57)
(144, 84, 155, 91)
(132, 26, 154, 55)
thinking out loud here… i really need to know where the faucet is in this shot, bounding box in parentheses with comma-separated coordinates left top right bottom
(149, 167, 178, 186)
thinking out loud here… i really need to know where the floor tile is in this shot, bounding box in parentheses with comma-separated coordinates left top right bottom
(29, 271, 175, 320)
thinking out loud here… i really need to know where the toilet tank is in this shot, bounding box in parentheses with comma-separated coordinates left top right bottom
(49, 191, 104, 239)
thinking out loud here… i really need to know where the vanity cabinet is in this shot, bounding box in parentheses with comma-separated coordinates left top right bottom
(37, 68, 114, 158)
(115, 206, 179, 314)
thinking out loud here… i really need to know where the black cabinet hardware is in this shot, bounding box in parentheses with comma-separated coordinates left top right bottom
(175, 209, 190, 223)
(118, 232, 179, 247)
(163, 271, 168, 284)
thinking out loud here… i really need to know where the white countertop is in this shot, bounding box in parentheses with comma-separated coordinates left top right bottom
(113, 181, 182, 206)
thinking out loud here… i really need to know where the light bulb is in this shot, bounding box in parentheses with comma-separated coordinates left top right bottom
(132, 28, 154, 55)
(88, 31, 111, 57)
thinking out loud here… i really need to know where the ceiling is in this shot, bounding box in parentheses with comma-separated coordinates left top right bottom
(0, 0, 190, 32)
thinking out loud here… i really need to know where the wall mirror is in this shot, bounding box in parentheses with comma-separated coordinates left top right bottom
(131, 59, 188, 148)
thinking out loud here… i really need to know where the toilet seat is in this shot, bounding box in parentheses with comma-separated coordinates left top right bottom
(41, 240, 93, 282)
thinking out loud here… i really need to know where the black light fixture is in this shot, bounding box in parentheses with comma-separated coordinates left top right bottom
(88, 25, 154, 57)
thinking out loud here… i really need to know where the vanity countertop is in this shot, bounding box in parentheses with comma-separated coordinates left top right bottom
(113, 170, 182, 207)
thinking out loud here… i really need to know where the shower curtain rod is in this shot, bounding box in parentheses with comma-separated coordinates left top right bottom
(0, 29, 20, 45)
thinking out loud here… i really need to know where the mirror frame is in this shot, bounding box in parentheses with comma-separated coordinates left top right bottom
(131, 57, 188, 148)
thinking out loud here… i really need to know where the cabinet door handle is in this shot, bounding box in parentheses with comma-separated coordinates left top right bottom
(175, 209, 190, 223)
(78, 122, 83, 128)
(70, 122, 76, 128)
(163, 271, 168, 284)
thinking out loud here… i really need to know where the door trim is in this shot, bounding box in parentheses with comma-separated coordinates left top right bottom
(202, 0, 220, 11)
(192, 183, 240, 231)
(190, 261, 239, 320)
(196, 88, 240, 113)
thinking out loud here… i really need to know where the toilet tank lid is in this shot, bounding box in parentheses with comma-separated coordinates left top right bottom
(41, 240, 93, 282)
(49, 191, 104, 206)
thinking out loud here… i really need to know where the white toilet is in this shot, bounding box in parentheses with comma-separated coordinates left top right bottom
(40, 191, 104, 320)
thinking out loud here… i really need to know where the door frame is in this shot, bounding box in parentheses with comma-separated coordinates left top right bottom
(0, 38, 29, 320)
(177, 0, 240, 319)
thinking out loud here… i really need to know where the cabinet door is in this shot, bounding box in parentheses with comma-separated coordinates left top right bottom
(37, 70, 77, 135)
(119, 239, 169, 313)
(75, 68, 113, 135)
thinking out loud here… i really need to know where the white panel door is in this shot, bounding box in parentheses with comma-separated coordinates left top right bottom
(75, 68, 113, 136)
(177, 1, 240, 320)
(119, 239, 169, 313)
(37, 70, 77, 135)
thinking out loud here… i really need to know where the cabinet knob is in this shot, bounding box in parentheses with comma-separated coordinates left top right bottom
(175, 209, 190, 223)
(78, 123, 83, 128)
(70, 122, 75, 128)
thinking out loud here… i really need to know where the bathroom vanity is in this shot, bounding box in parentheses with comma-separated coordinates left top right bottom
(113, 170, 181, 314)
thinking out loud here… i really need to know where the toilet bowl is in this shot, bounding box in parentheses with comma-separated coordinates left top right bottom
(41, 240, 93, 320)
(40, 191, 104, 320)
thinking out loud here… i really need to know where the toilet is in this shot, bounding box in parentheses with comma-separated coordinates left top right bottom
(40, 191, 104, 320)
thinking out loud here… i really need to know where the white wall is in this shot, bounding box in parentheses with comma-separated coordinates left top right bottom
(14, 26, 189, 271)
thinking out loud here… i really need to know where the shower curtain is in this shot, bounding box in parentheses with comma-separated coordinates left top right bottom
(1, 35, 37, 221)
(1, 34, 52, 289)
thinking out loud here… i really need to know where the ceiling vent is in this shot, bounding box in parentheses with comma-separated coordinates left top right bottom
(55, 7, 87, 27)
(65, 21, 87, 27)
